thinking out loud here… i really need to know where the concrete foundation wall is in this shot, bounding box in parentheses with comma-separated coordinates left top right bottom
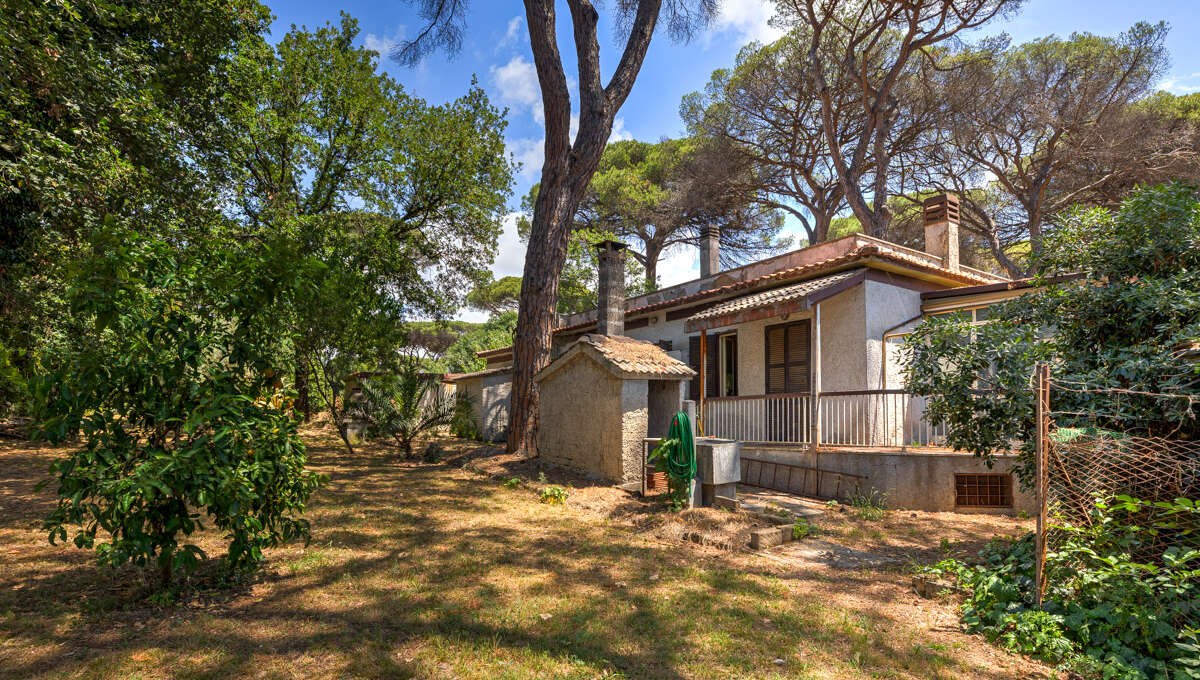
(536, 356, 625, 481)
(742, 445, 1035, 514)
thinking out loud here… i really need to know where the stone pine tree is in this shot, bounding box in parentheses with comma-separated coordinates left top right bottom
(776, 0, 1023, 238)
(394, 0, 718, 456)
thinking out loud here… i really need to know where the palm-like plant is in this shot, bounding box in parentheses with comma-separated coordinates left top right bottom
(351, 360, 456, 458)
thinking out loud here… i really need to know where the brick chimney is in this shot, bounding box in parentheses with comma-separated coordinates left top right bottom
(595, 240, 627, 337)
(699, 225, 719, 278)
(923, 193, 960, 272)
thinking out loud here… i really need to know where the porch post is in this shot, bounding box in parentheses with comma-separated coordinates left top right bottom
(698, 332, 707, 436)
(811, 303, 822, 454)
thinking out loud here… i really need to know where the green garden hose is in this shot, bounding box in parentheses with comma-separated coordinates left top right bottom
(661, 411, 696, 486)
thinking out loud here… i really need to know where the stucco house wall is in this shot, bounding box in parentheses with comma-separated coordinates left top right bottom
(536, 355, 624, 480)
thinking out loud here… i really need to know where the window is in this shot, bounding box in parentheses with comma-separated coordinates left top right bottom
(720, 333, 738, 396)
(765, 319, 811, 394)
(955, 474, 1013, 508)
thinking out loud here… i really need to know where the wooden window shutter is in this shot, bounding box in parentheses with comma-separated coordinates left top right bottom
(705, 333, 719, 398)
(765, 319, 811, 394)
(765, 326, 786, 393)
(688, 335, 701, 401)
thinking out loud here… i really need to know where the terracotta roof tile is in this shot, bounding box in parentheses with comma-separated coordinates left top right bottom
(536, 334, 695, 382)
(687, 270, 863, 326)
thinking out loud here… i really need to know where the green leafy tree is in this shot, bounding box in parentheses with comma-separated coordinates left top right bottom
(466, 276, 524, 315)
(441, 312, 518, 374)
(216, 14, 514, 416)
(913, 23, 1171, 275)
(32, 225, 326, 587)
(575, 138, 786, 287)
(904, 183, 1200, 477)
(0, 0, 271, 413)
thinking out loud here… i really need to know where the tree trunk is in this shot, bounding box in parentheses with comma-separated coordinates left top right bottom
(294, 366, 311, 421)
(813, 211, 833, 244)
(643, 241, 663, 290)
(507, 180, 580, 456)
(506, 0, 662, 457)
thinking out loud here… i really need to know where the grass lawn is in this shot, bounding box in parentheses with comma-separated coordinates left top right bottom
(0, 428, 1050, 679)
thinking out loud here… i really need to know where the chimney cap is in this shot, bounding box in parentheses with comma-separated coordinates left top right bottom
(922, 193, 960, 226)
(593, 239, 628, 252)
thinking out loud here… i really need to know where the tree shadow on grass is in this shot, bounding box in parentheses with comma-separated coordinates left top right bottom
(0, 436, 1038, 680)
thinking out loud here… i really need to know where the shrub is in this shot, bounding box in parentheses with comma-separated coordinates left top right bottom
(792, 518, 813, 540)
(449, 392, 480, 439)
(924, 496, 1200, 679)
(32, 226, 326, 586)
(351, 360, 456, 458)
(539, 485, 568, 505)
(503, 477, 521, 489)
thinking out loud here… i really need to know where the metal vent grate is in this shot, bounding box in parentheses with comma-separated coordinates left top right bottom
(955, 473, 1013, 508)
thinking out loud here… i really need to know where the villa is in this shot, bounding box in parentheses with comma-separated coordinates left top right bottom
(450, 194, 1038, 513)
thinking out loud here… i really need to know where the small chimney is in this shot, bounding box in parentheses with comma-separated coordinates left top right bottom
(595, 240, 627, 337)
(923, 193, 960, 272)
(699, 225, 720, 278)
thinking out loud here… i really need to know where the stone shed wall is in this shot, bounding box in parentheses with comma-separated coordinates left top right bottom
(536, 356, 625, 481)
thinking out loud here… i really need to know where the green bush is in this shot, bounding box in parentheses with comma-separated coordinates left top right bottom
(539, 485, 568, 505)
(33, 226, 326, 586)
(351, 362, 457, 457)
(792, 518, 813, 540)
(449, 392, 480, 440)
(924, 496, 1200, 679)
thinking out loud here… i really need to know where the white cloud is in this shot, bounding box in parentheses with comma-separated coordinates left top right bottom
(609, 117, 633, 142)
(490, 55, 542, 120)
(499, 16, 524, 48)
(709, 0, 785, 47)
(493, 211, 528, 279)
(363, 25, 406, 59)
(656, 243, 699, 288)
(1158, 72, 1200, 95)
(507, 137, 545, 180)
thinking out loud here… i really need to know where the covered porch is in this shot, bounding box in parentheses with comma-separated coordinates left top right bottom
(685, 267, 947, 451)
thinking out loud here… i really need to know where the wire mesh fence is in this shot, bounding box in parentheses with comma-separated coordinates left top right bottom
(1034, 365, 1200, 601)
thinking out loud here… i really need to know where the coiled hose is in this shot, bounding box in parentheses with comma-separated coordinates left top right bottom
(660, 411, 696, 488)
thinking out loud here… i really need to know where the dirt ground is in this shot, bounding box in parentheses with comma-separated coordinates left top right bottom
(0, 430, 1051, 679)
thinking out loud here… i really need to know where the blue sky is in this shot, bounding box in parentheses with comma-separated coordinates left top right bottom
(267, 0, 1200, 321)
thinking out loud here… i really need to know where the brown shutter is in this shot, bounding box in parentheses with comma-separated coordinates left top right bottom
(705, 332, 719, 398)
(765, 325, 786, 393)
(688, 335, 701, 401)
(786, 322, 811, 393)
(765, 319, 811, 394)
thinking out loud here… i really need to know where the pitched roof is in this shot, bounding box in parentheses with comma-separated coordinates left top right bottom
(477, 237, 1008, 361)
(442, 366, 511, 382)
(535, 334, 695, 382)
(686, 269, 865, 332)
(554, 244, 992, 334)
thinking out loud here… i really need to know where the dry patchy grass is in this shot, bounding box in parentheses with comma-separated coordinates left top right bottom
(0, 430, 1050, 680)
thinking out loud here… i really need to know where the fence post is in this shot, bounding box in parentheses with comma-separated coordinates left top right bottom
(1034, 362, 1050, 606)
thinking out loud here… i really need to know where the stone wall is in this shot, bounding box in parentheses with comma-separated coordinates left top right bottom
(536, 356, 624, 481)
(619, 380, 649, 484)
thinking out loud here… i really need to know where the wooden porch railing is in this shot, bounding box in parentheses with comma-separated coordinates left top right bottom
(704, 389, 946, 448)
